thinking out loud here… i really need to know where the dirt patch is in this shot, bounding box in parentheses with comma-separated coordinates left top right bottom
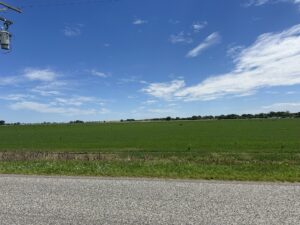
(0, 152, 121, 161)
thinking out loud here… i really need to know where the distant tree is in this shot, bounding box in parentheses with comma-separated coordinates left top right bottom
(202, 115, 214, 120)
(166, 116, 172, 121)
(241, 114, 253, 119)
(70, 120, 84, 124)
(191, 116, 198, 120)
(0, 120, 5, 125)
(216, 115, 226, 120)
(225, 114, 239, 119)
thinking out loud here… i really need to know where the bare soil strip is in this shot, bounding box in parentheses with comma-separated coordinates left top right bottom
(0, 152, 120, 161)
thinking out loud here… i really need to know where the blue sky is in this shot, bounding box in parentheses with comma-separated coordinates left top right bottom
(1, 0, 300, 123)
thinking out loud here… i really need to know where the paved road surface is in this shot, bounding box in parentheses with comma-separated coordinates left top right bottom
(0, 175, 299, 225)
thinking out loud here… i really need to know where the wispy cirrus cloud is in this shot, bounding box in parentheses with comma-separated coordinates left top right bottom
(89, 69, 110, 78)
(244, 0, 271, 6)
(169, 32, 193, 44)
(0, 76, 21, 86)
(63, 24, 83, 37)
(143, 24, 300, 101)
(169, 22, 208, 44)
(0, 94, 33, 101)
(23, 68, 58, 82)
(10, 101, 101, 116)
(142, 80, 185, 100)
(227, 45, 245, 58)
(132, 19, 147, 25)
(117, 75, 146, 85)
(1, 66, 112, 118)
(8, 94, 109, 116)
(262, 102, 300, 112)
(30, 80, 68, 97)
(0, 68, 59, 86)
(244, 0, 300, 7)
(192, 21, 208, 33)
(54, 96, 105, 107)
(186, 32, 221, 58)
(31, 89, 61, 97)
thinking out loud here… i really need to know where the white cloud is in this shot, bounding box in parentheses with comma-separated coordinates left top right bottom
(262, 102, 300, 112)
(0, 76, 20, 86)
(117, 76, 144, 84)
(286, 91, 297, 94)
(133, 19, 147, 25)
(31, 81, 67, 96)
(63, 24, 83, 37)
(0, 68, 62, 87)
(143, 100, 158, 105)
(89, 69, 110, 78)
(245, 0, 300, 6)
(192, 21, 208, 32)
(143, 24, 300, 101)
(227, 45, 245, 58)
(31, 89, 61, 96)
(186, 32, 221, 58)
(98, 108, 110, 114)
(0, 94, 32, 101)
(148, 108, 175, 114)
(245, 0, 271, 6)
(10, 101, 108, 116)
(10, 101, 94, 115)
(169, 32, 193, 44)
(142, 80, 185, 100)
(23, 68, 58, 82)
(54, 96, 101, 107)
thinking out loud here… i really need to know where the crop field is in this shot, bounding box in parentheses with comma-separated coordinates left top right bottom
(0, 119, 299, 152)
(0, 119, 300, 181)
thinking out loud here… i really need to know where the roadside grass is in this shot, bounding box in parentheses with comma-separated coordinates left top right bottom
(0, 160, 299, 182)
(0, 152, 300, 182)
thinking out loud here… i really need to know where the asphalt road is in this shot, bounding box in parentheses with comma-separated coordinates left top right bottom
(0, 175, 299, 225)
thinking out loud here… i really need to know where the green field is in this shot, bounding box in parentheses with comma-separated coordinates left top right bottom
(0, 119, 300, 181)
(0, 119, 299, 152)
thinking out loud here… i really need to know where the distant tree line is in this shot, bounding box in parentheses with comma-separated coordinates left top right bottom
(120, 111, 300, 122)
(69, 120, 85, 124)
(1, 111, 300, 126)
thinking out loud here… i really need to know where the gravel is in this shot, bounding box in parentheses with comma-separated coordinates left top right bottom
(0, 175, 299, 225)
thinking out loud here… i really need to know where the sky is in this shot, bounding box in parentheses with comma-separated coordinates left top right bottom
(1, 0, 300, 123)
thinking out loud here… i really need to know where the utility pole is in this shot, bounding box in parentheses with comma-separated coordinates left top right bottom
(0, 2, 21, 51)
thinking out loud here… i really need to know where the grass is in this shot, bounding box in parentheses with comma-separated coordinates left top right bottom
(0, 159, 299, 182)
(0, 119, 300, 181)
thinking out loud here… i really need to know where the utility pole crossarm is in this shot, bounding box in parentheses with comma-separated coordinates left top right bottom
(0, 1, 21, 51)
(0, 16, 13, 25)
(0, 2, 21, 13)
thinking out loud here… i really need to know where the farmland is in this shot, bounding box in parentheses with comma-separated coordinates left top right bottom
(0, 119, 300, 181)
(0, 119, 299, 152)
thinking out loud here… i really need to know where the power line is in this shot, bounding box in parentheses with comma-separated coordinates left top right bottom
(0, 1, 21, 13)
